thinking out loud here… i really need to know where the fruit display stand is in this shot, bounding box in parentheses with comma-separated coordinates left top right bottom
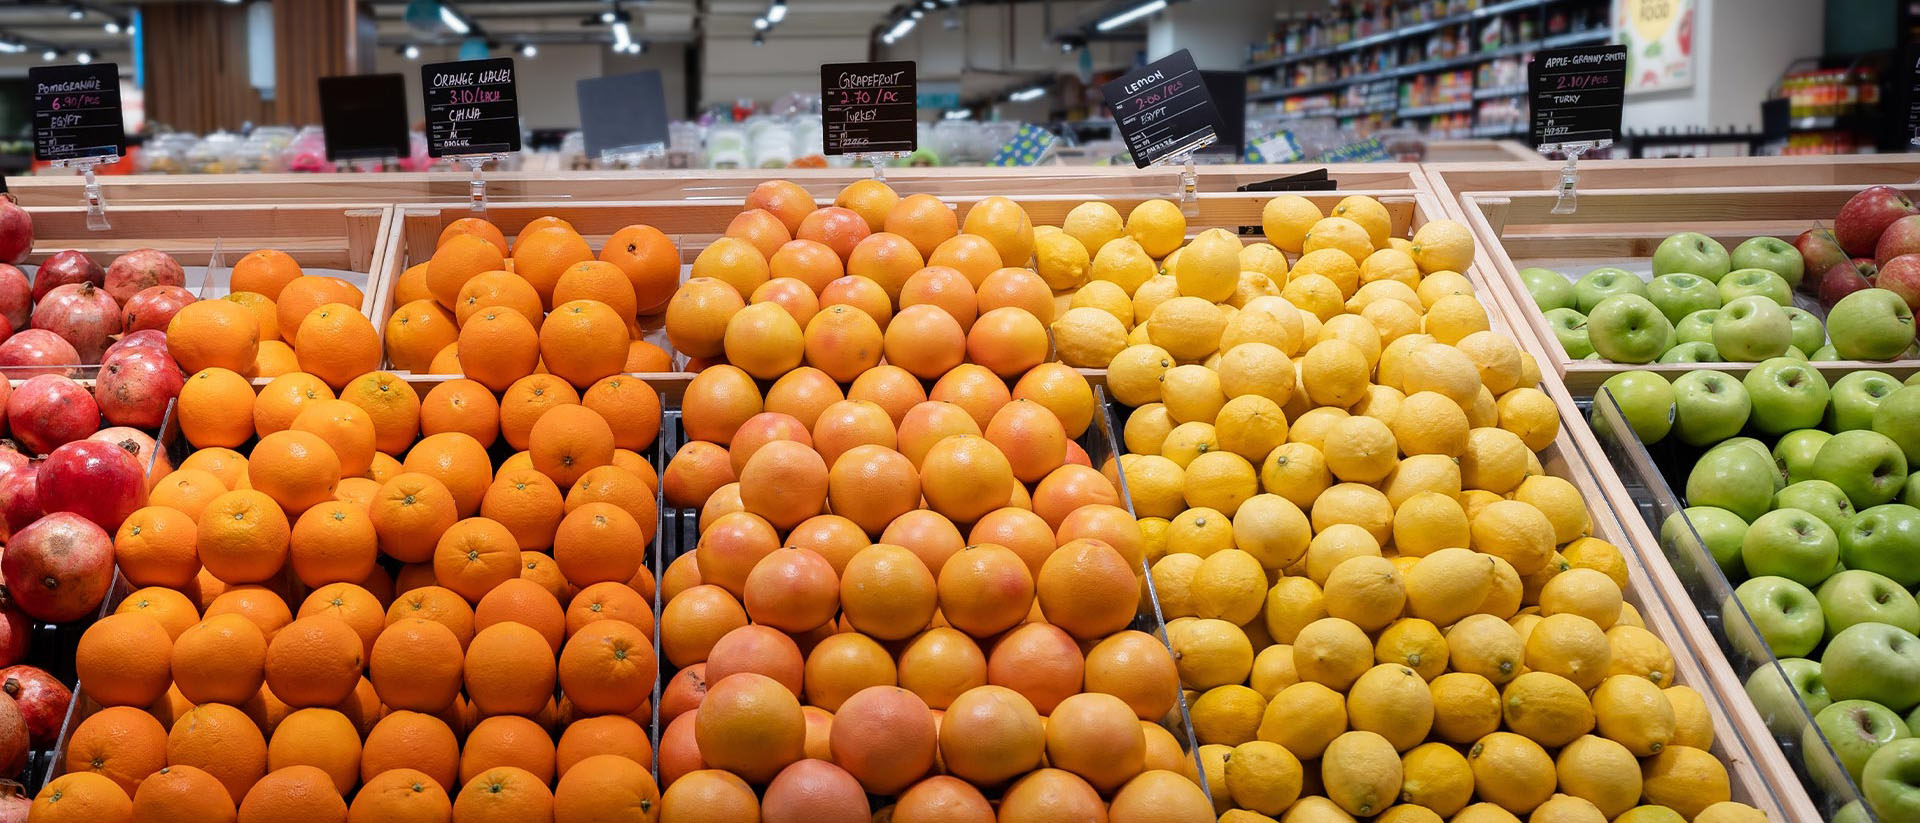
(1425, 155, 1920, 209)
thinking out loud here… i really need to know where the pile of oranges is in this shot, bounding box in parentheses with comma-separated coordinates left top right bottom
(169, 250, 376, 383)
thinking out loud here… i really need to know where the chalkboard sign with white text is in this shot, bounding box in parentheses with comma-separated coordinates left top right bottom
(31, 63, 124, 163)
(1906, 53, 1919, 147)
(318, 74, 410, 162)
(820, 61, 917, 156)
(422, 57, 521, 157)
(1100, 49, 1220, 169)
(1527, 45, 1628, 148)
(577, 70, 670, 160)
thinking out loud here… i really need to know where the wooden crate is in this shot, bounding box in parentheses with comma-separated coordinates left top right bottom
(1425, 154, 1920, 207)
(1455, 186, 1919, 394)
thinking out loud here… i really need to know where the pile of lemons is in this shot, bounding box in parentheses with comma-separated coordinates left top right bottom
(1049, 195, 1770, 823)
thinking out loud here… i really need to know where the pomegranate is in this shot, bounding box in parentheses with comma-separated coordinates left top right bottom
(121, 285, 195, 334)
(0, 330, 80, 378)
(0, 512, 113, 623)
(90, 426, 170, 486)
(101, 329, 168, 366)
(29, 251, 101, 305)
(0, 781, 25, 823)
(0, 666, 70, 748)
(103, 249, 186, 305)
(0, 471, 36, 539)
(36, 440, 147, 531)
(31, 282, 121, 362)
(0, 266, 29, 332)
(94, 354, 183, 430)
(5, 375, 99, 456)
(0, 448, 24, 482)
(0, 607, 25, 671)
(0, 694, 24, 776)
(0, 201, 29, 266)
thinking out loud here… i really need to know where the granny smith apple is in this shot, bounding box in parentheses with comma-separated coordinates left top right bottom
(1864, 737, 1920, 822)
(1836, 800, 1874, 823)
(1820, 569, 1920, 638)
(1519, 267, 1576, 312)
(1747, 657, 1831, 737)
(1743, 357, 1832, 435)
(1824, 622, 1920, 711)
(1598, 371, 1675, 445)
(1815, 430, 1912, 510)
(1715, 295, 1794, 362)
(1907, 473, 1920, 506)
(1829, 371, 1903, 433)
(1587, 294, 1674, 364)
(1776, 429, 1834, 484)
(1719, 436, 1782, 476)
(1574, 267, 1649, 313)
(1543, 307, 1594, 359)
(1776, 479, 1858, 537)
(1720, 268, 1796, 306)
(1841, 504, 1920, 588)
(1732, 575, 1826, 658)
(1658, 341, 1721, 363)
(1733, 235, 1808, 289)
(1675, 308, 1720, 344)
(1815, 344, 1842, 360)
(1742, 507, 1841, 586)
(1909, 705, 1920, 737)
(1872, 386, 1920, 464)
(1672, 370, 1753, 447)
(1830, 289, 1919, 361)
(1787, 345, 1811, 360)
(1647, 273, 1723, 324)
(1810, 699, 1911, 792)
(1911, 373, 1920, 386)
(1654, 231, 1733, 282)
(1784, 306, 1827, 354)
(1663, 505, 1749, 575)
(1687, 440, 1777, 521)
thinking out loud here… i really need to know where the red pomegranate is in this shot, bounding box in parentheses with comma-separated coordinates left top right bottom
(0, 781, 25, 823)
(94, 354, 183, 430)
(0, 695, 25, 777)
(32, 282, 121, 363)
(0, 665, 70, 748)
(0, 201, 30, 266)
(0, 447, 25, 482)
(0, 607, 26, 671)
(29, 251, 101, 305)
(0, 265, 30, 332)
(5, 375, 99, 456)
(36, 440, 147, 531)
(101, 329, 168, 366)
(0, 471, 36, 539)
(90, 426, 170, 487)
(121, 285, 196, 334)
(0, 330, 80, 378)
(0, 512, 113, 623)
(103, 249, 186, 305)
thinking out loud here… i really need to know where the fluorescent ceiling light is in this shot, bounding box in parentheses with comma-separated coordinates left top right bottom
(102, 20, 120, 33)
(754, 17, 768, 30)
(519, 43, 536, 57)
(766, 1, 786, 24)
(75, 50, 93, 63)
(944, 109, 971, 120)
(41, 49, 58, 61)
(0, 42, 24, 55)
(1010, 86, 1045, 102)
(403, 44, 420, 59)
(1096, 0, 1166, 32)
(885, 17, 914, 39)
(439, 6, 469, 34)
(612, 20, 632, 49)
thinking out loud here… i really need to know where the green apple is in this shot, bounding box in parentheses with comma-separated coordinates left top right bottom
(1776, 429, 1834, 484)
(1519, 267, 1576, 312)
(1784, 306, 1827, 354)
(1658, 341, 1720, 363)
(1543, 307, 1594, 359)
(1662, 505, 1748, 575)
(1815, 430, 1912, 510)
(1674, 308, 1720, 344)
(1776, 479, 1858, 537)
(1824, 622, 1920, 712)
(1672, 370, 1752, 447)
(1746, 657, 1830, 737)
(1786, 345, 1811, 360)
(1864, 737, 1920, 822)
(1732, 235, 1807, 289)
(1573, 267, 1649, 313)
(1830, 289, 1919, 361)
(1829, 371, 1903, 432)
(1731, 575, 1826, 659)
(1714, 295, 1793, 362)
(1820, 569, 1920, 638)
(1814, 344, 1841, 360)
(1743, 357, 1832, 435)
(1686, 441, 1776, 521)
(1719, 268, 1795, 306)
(1841, 504, 1920, 588)
(1873, 386, 1920, 464)
(1742, 507, 1841, 586)
(1646, 272, 1722, 324)
(1836, 800, 1874, 823)
(1908, 472, 1920, 507)
(1586, 294, 1674, 364)
(1718, 435, 1782, 478)
(1598, 372, 1675, 444)
(1810, 699, 1911, 793)
(1911, 373, 1920, 386)
(1653, 231, 1733, 282)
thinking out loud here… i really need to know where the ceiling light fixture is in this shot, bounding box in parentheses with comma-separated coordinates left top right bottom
(403, 44, 420, 59)
(75, 49, 94, 63)
(1096, 0, 1166, 31)
(766, 0, 787, 24)
(0, 41, 23, 55)
(611, 20, 632, 50)
(910, 9, 923, 19)
(753, 32, 765, 46)
(67, 6, 84, 20)
(41, 49, 59, 61)
(439, 5, 469, 34)
(519, 43, 536, 57)
(944, 109, 971, 120)
(754, 17, 768, 30)
(102, 20, 120, 33)
(1009, 86, 1046, 102)
(885, 17, 915, 39)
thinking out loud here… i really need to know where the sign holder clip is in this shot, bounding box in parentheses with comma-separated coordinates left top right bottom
(1540, 139, 1607, 215)
(1176, 152, 1201, 217)
(851, 151, 906, 183)
(53, 156, 114, 230)
(453, 153, 509, 213)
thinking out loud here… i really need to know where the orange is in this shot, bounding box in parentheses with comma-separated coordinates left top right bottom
(692, 237, 771, 301)
(770, 239, 844, 294)
(847, 233, 926, 302)
(929, 234, 1005, 288)
(1035, 537, 1137, 641)
(848, 365, 928, 428)
(554, 260, 639, 329)
(880, 510, 966, 576)
(1031, 464, 1120, 529)
(454, 765, 552, 823)
(897, 628, 987, 711)
(825, 444, 919, 536)
(751, 277, 822, 327)
(252, 340, 299, 377)
(800, 303, 884, 384)
(553, 502, 645, 587)
(232, 249, 305, 300)
(238, 765, 348, 823)
(475, 578, 565, 652)
(247, 430, 341, 516)
(265, 708, 361, 794)
(764, 367, 844, 430)
(884, 194, 959, 258)
(76, 612, 173, 708)
(662, 441, 734, 509)
(893, 776, 994, 823)
(334, 477, 379, 509)
(985, 399, 1068, 484)
(370, 618, 464, 713)
(171, 613, 268, 705)
(552, 755, 660, 822)
(170, 300, 262, 375)
(747, 180, 819, 233)
(624, 339, 672, 372)
(971, 508, 1059, 576)
(481, 468, 564, 550)
(264, 615, 365, 708)
(514, 216, 576, 251)
(557, 717, 653, 778)
(819, 274, 895, 329)
(968, 307, 1048, 379)
(600, 224, 680, 314)
(976, 267, 1055, 324)
(198, 490, 292, 584)
(289, 398, 377, 479)
(428, 343, 461, 374)
(812, 399, 897, 466)
(565, 580, 653, 640)
(227, 292, 282, 343)
(460, 717, 556, 785)
(454, 271, 542, 329)
(64, 706, 167, 795)
(901, 266, 979, 331)
(499, 373, 580, 450)
(384, 300, 458, 373)
(115, 586, 200, 640)
(275, 276, 364, 345)
(835, 179, 899, 233)
(726, 208, 794, 261)
(520, 550, 567, 600)
(384, 586, 476, 648)
(438, 217, 509, 255)
(394, 262, 433, 306)
(131, 762, 237, 821)
(149, 468, 230, 520)
(457, 307, 540, 392)
(339, 371, 422, 456)
(660, 585, 749, 668)
(370, 473, 459, 563)
(178, 368, 257, 449)
(113, 506, 198, 589)
(695, 672, 806, 784)
(731, 412, 812, 475)
(530, 405, 615, 488)
(558, 618, 655, 715)
(463, 622, 557, 717)
(936, 544, 1035, 638)
(563, 466, 658, 542)
(919, 434, 1015, 525)
(664, 277, 746, 360)
(797, 205, 872, 263)
(347, 768, 450, 823)
(298, 582, 385, 658)
(293, 303, 380, 391)
(1011, 363, 1095, 438)
(428, 234, 507, 308)
(539, 299, 628, 388)
(403, 431, 492, 517)
(580, 375, 661, 451)
(360, 712, 458, 792)
(206, 586, 294, 641)
(167, 702, 269, 803)
(720, 302, 803, 380)
(930, 363, 1012, 431)
(30, 772, 133, 823)
(421, 378, 501, 448)
(838, 544, 937, 641)
(883, 305, 966, 380)
(514, 227, 596, 310)
(254, 372, 335, 438)
(986, 623, 1084, 715)
(736, 440, 828, 532)
(365, 452, 404, 483)
(432, 517, 519, 602)
(897, 401, 982, 467)
(829, 685, 938, 795)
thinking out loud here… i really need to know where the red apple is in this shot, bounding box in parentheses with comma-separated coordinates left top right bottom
(89, 426, 170, 486)
(36, 440, 147, 532)
(1820, 260, 1878, 310)
(5, 375, 98, 456)
(0, 329, 80, 378)
(1876, 253, 1920, 313)
(0, 665, 70, 748)
(94, 354, 183, 431)
(0, 608, 26, 671)
(0, 265, 29, 333)
(29, 251, 101, 305)
(0, 201, 30, 266)
(32, 281, 121, 363)
(121, 285, 195, 333)
(0, 470, 38, 539)
(103, 249, 186, 305)
(1835, 186, 1920, 257)
(101, 329, 168, 367)
(0, 512, 112, 623)
(1876, 214, 1920, 264)
(1797, 228, 1852, 293)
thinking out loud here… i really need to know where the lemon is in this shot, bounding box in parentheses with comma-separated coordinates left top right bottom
(1124, 403, 1176, 454)
(1455, 802, 1530, 822)
(1243, 614, 1276, 654)
(1374, 618, 1446, 680)
(1448, 614, 1525, 685)
(1350, 278, 1423, 314)
(1401, 343, 1483, 408)
(1322, 416, 1399, 485)
(1430, 672, 1502, 744)
(1399, 741, 1474, 817)
(1462, 427, 1531, 495)
(1526, 613, 1611, 690)
(1192, 684, 1267, 746)
(1326, 195, 1389, 247)
(1215, 395, 1289, 464)
(1293, 617, 1373, 692)
(1172, 617, 1253, 689)
(1640, 746, 1730, 820)
(1258, 680, 1346, 760)
(1131, 274, 1181, 325)
(1467, 732, 1555, 815)
(1381, 453, 1462, 508)
(1321, 730, 1403, 817)
(1310, 483, 1394, 546)
(1193, 743, 1232, 812)
(1319, 314, 1383, 367)
(1404, 548, 1494, 626)
(1304, 217, 1375, 269)
(1087, 236, 1157, 298)
(1554, 734, 1643, 818)
(1299, 339, 1369, 408)
(1376, 333, 1434, 391)
(1222, 297, 1305, 356)
(1454, 330, 1523, 395)
(1359, 247, 1420, 287)
(1069, 279, 1134, 330)
(1351, 384, 1405, 423)
(1410, 220, 1476, 274)
(1513, 475, 1591, 545)
(1618, 601, 1645, 629)
(1127, 199, 1187, 258)
(1225, 740, 1303, 815)
(1107, 344, 1173, 407)
(1374, 805, 1446, 823)
(1694, 802, 1768, 823)
(1144, 295, 1226, 361)
(1227, 271, 1282, 309)
(1287, 406, 1349, 450)
(1051, 306, 1127, 368)
(1360, 300, 1422, 346)
(1496, 387, 1561, 452)
(1591, 674, 1676, 756)
(1264, 575, 1327, 644)
(1241, 242, 1289, 281)
(1616, 806, 1688, 823)
(1063, 201, 1125, 254)
(1424, 294, 1492, 345)
(1151, 553, 1203, 617)
(1167, 506, 1233, 557)
(1259, 442, 1330, 510)
(1185, 451, 1258, 516)
(1161, 420, 1219, 468)
(1250, 645, 1299, 699)
(1032, 230, 1090, 291)
(1385, 392, 1468, 459)
(1281, 272, 1346, 321)
(1522, 553, 1571, 608)
(1346, 664, 1433, 752)
(1471, 499, 1557, 576)
(1193, 548, 1266, 625)
(1216, 344, 1296, 410)
(1176, 229, 1241, 302)
(1510, 612, 1544, 647)
(1416, 270, 1477, 308)
(1470, 386, 1502, 429)
(1480, 556, 1524, 619)
(1501, 671, 1595, 748)
(1261, 194, 1322, 253)
(1161, 363, 1226, 425)
(1531, 794, 1608, 823)
(1119, 453, 1185, 520)
(1563, 543, 1626, 589)
(1518, 351, 1543, 387)
(1540, 568, 1623, 629)
(1663, 685, 1714, 749)
(1323, 556, 1406, 633)
(1139, 516, 1170, 564)
(962, 195, 1035, 266)
(1293, 248, 1363, 298)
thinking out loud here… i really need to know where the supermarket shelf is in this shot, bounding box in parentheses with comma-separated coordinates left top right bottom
(1397, 100, 1474, 118)
(1472, 83, 1529, 99)
(1470, 122, 1530, 138)
(1244, 0, 1564, 73)
(1249, 28, 1611, 102)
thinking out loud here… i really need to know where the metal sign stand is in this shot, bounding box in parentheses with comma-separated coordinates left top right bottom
(52, 155, 114, 230)
(1540, 139, 1607, 215)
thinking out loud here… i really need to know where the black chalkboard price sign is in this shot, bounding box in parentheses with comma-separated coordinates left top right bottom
(318, 73, 410, 163)
(1100, 49, 1220, 169)
(422, 57, 522, 158)
(1527, 45, 1628, 148)
(30, 63, 125, 163)
(1905, 53, 1920, 148)
(820, 61, 917, 156)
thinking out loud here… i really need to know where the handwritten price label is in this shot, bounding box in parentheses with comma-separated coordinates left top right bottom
(30, 63, 123, 162)
(422, 57, 521, 158)
(1099, 49, 1221, 169)
(821, 61, 917, 156)
(1528, 45, 1627, 148)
